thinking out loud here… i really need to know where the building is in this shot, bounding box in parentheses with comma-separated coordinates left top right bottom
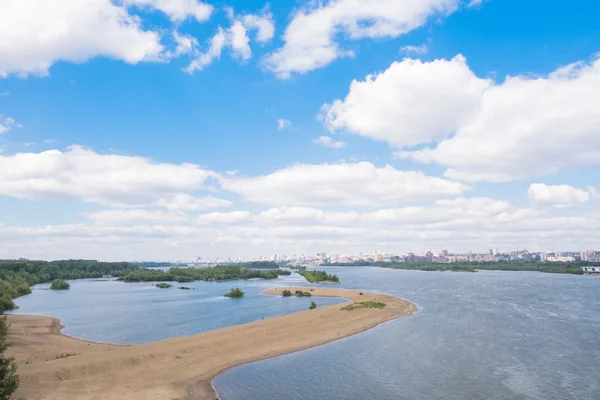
(581, 266, 600, 275)
(441, 250, 449, 257)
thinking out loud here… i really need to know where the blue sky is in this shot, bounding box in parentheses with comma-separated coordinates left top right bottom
(0, 0, 599, 260)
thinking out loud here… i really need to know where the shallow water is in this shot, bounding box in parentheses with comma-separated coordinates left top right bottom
(214, 268, 600, 400)
(10, 267, 600, 399)
(9, 272, 346, 344)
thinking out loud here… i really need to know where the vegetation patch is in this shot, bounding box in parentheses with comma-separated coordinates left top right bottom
(281, 289, 292, 297)
(298, 270, 340, 283)
(309, 300, 317, 310)
(224, 287, 245, 298)
(121, 265, 291, 283)
(342, 301, 386, 311)
(50, 279, 70, 290)
(155, 283, 172, 289)
(295, 290, 312, 297)
(177, 286, 191, 290)
(54, 353, 76, 360)
(0, 315, 19, 398)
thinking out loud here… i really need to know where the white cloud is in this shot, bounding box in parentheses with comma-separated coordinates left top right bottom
(184, 28, 227, 73)
(185, 8, 274, 73)
(0, 145, 214, 206)
(196, 211, 251, 224)
(158, 193, 232, 211)
(323, 55, 490, 148)
(313, 136, 347, 149)
(241, 10, 275, 43)
(398, 56, 600, 181)
(0, 117, 18, 134)
(87, 209, 189, 225)
(401, 44, 428, 55)
(264, 0, 461, 78)
(170, 31, 199, 57)
(0, 0, 164, 77)
(221, 162, 468, 206)
(277, 118, 292, 130)
(528, 183, 594, 208)
(124, 0, 212, 22)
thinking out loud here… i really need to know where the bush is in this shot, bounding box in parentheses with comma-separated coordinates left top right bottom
(0, 315, 19, 399)
(281, 289, 292, 297)
(309, 300, 317, 310)
(295, 290, 312, 297)
(50, 279, 70, 290)
(155, 283, 172, 289)
(224, 287, 245, 298)
(359, 292, 363, 295)
(178, 286, 191, 290)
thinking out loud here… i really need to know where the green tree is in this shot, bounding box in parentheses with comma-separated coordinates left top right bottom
(0, 316, 19, 400)
(50, 279, 70, 290)
(224, 288, 245, 298)
(281, 289, 292, 297)
(309, 300, 317, 310)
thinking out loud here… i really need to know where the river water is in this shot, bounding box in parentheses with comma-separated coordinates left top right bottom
(10, 267, 600, 399)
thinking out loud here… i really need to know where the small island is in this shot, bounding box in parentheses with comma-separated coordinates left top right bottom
(155, 283, 172, 289)
(50, 279, 70, 290)
(224, 287, 245, 298)
(298, 269, 340, 283)
(120, 265, 292, 283)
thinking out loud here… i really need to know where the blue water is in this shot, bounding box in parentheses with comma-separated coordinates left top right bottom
(214, 268, 600, 400)
(9, 272, 346, 344)
(10, 267, 600, 399)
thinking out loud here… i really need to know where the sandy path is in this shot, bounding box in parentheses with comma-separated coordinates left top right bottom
(7, 287, 415, 400)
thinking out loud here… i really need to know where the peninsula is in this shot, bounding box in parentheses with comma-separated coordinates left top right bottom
(7, 287, 415, 400)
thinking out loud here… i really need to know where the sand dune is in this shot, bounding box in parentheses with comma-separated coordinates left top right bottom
(7, 287, 415, 400)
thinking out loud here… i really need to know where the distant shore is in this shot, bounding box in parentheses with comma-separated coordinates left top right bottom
(7, 287, 416, 400)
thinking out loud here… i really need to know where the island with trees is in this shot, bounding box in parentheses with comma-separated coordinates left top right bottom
(224, 288, 245, 298)
(380, 261, 584, 274)
(298, 269, 340, 283)
(50, 279, 70, 290)
(120, 265, 291, 283)
(155, 283, 172, 289)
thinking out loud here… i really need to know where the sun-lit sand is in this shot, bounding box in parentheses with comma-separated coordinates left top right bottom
(7, 287, 415, 400)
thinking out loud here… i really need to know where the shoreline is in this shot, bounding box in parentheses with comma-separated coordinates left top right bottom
(7, 287, 416, 400)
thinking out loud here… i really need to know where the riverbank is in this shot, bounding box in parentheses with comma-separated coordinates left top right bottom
(7, 287, 416, 400)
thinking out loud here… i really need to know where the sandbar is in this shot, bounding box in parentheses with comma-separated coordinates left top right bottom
(7, 287, 415, 400)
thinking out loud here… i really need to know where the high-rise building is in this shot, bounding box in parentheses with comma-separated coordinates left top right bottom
(441, 250, 449, 257)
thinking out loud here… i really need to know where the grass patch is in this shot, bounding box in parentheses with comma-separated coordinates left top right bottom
(342, 301, 386, 311)
(55, 353, 76, 360)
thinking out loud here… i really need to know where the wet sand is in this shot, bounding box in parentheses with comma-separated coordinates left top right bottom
(7, 287, 416, 400)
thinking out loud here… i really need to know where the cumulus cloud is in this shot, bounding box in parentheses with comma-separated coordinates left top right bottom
(313, 136, 347, 149)
(87, 209, 189, 225)
(400, 44, 428, 55)
(0, 145, 214, 206)
(323, 55, 491, 148)
(398, 56, 600, 181)
(157, 194, 232, 211)
(221, 161, 468, 206)
(196, 211, 251, 224)
(264, 0, 461, 78)
(0, 0, 165, 77)
(277, 118, 292, 130)
(0, 117, 19, 134)
(185, 8, 274, 73)
(124, 0, 212, 22)
(528, 183, 595, 208)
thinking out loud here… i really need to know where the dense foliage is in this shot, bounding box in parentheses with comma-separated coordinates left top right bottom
(0, 316, 19, 399)
(224, 287, 245, 298)
(238, 261, 280, 269)
(309, 300, 317, 310)
(50, 279, 70, 290)
(295, 290, 312, 297)
(121, 265, 291, 283)
(381, 262, 584, 274)
(298, 270, 340, 283)
(155, 283, 172, 289)
(281, 289, 292, 297)
(0, 259, 139, 313)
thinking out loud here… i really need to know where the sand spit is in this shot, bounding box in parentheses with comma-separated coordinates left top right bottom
(7, 287, 415, 400)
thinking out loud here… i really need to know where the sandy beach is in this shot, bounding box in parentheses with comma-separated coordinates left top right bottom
(7, 287, 416, 400)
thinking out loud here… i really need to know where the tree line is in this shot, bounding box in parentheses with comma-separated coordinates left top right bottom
(298, 270, 340, 283)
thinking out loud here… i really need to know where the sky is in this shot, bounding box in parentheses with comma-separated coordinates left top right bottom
(0, 0, 599, 261)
